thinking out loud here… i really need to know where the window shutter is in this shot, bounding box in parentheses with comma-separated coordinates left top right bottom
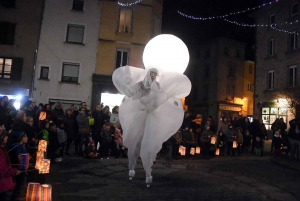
(11, 57, 23, 80)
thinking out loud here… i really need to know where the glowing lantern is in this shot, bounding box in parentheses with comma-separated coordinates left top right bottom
(18, 154, 29, 171)
(233, 141, 238, 148)
(39, 184, 52, 201)
(39, 111, 46, 121)
(38, 140, 47, 152)
(26, 182, 40, 201)
(190, 147, 195, 155)
(39, 159, 50, 174)
(180, 146, 186, 156)
(178, 145, 184, 154)
(196, 146, 201, 154)
(210, 137, 216, 145)
(215, 148, 220, 156)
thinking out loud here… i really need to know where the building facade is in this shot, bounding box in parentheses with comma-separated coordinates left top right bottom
(92, 0, 163, 108)
(253, 0, 299, 129)
(243, 60, 255, 120)
(0, 0, 44, 107)
(188, 37, 246, 121)
(32, 0, 101, 109)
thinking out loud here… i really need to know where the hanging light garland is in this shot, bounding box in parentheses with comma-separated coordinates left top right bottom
(177, 0, 279, 21)
(118, 0, 143, 6)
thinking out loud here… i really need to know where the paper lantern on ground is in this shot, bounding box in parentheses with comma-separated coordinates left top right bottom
(233, 141, 238, 148)
(215, 148, 220, 156)
(180, 146, 186, 156)
(38, 140, 47, 152)
(210, 137, 216, 145)
(26, 182, 40, 201)
(178, 145, 183, 154)
(190, 147, 195, 155)
(39, 184, 52, 201)
(18, 154, 29, 171)
(196, 146, 201, 154)
(35, 156, 44, 170)
(39, 111, 47, 121)
(39, 159, 50, 174)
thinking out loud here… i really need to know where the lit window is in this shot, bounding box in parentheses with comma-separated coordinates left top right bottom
(0, 58, 12, 79)
(66, 24, 84, 43)
(289, 65, 297, 87)
(118, 9, 132, 33)
(62, 63, 79, 83)
(40, 66, 49, 79)
(116, 49, 129, 69)
(269, 38, 274, 56)
(268, 70, 274, 90)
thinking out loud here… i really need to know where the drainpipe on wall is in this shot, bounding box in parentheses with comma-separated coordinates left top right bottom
(30, 0, 46, 98)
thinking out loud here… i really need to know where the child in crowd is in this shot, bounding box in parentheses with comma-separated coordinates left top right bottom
(57, 120, 67, 157)
(48, 122, 62, 162)
(42, 121, 50, 145)
(86, 140, 99, 159)
(273, 131, 282, 158)
(217, 131, 225, 155)
(243, 130, 252, 154)
(100, 121, 113, 159)
(255, 137, 263, 156)
(225, 124, 236, 157)
(236, 127, 243, 156)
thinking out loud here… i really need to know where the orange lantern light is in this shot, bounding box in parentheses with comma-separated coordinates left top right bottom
(196, 146, 201, 154)
(233, 141, 238, 148)
(190, 147, 195, 155)
(210, 137, 216, 145)
(215, 148, 220, 156)
(39, 111, 47, 121)
(180, 146, 186, 156)
(178, 145, 183, 154)
(39, 184, 52, 201)
(26, 182, 40, 201)
(38, 140, 47, 152)
(39, 159, 50, 174)
(35, 156, 44, 170)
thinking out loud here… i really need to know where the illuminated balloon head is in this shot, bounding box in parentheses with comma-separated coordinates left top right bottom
(142, 34, 190, 74)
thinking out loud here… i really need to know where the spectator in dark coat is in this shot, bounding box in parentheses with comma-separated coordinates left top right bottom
(92, 104, 103, 150)
(48, 122, 61, 162)
(23, 99, 39, 132)
(51, 102, 64, 124)
(273, 131, 282, 158)
(100, 121, 113, 159)
(64, 109, 77, 155)
(225, 124, 236, 157)
(249, 117, 263, 153)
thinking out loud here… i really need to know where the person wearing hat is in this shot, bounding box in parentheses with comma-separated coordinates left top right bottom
(0, 125, 22, 201)
(9, 130, 28, 201)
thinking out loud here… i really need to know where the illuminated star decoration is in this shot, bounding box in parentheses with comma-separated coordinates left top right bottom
(118, 0, 143, 6)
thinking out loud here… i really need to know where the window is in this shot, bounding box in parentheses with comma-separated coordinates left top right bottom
(268, 38, 274, 56)
(269, 14, 275, 26)
(66, 24, 84, 43)
(62, 63, 79, 83)
(289, 65, 297, 87)
(248, 83, 252, 92)
(224, 47, 229, 56)
(118, 8, 132, 33)
(249, 65, 253, 74)
(40, 66, 49, 79)
(153, 15, 161, 36)
(205, 64, 210, 77)
(291, 3, 298, 17)
(0, 58, 12, 79)
(116, 49, 129, 69)
(1, 0, 16, 8)
(228, 65, 235, 77)
(236, 50, 241, 58)
(268, 70, 274, 90)
(72, 0, 84, 11)
(290, 30, 298, 50)
(227, 85, 235, 99)
(0, 22, 16, 45)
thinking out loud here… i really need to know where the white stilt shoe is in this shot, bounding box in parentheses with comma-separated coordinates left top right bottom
(146, 176, 153, 187)
(129, 170, 135, 180)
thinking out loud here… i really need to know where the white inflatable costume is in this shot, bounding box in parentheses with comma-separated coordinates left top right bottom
(112, 34, 191, 187)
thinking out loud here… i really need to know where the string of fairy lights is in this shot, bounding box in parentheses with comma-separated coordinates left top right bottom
(177, 0, 279, 20)
(118, 0, 143, 6)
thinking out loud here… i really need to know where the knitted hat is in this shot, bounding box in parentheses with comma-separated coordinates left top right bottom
(49, 121, 56, 127)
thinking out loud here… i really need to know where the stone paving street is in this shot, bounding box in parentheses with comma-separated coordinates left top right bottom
(45, 142, 300, 201)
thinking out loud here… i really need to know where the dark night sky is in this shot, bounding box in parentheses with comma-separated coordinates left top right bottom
(161, 0, 266, 60)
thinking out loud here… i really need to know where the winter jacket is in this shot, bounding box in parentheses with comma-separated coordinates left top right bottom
(217, 121, 229, 135)
(42, 129, 49, 145)
(57, 128, 67, 144)
(0, 145, 17, 193)
(236, 132, 243, 144)
(225, 128, 236, 142)
(51, 108, 65, 123)
(48, 129, 60, 148)
(100, 128, 112, 143)
(202, 129, 212, 143)
(273, 136, 282, 149)
(9, 143, 27, 169)
(63, 114, 77, 139)
(92, 110, 103, 133)
(244, 134, 251, 146)
(110, 113, 119, 125)
(182, 130, 192, 143)
(76, 113, 90, 133)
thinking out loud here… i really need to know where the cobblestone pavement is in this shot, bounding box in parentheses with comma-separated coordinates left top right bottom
(46, 151, 300, 201)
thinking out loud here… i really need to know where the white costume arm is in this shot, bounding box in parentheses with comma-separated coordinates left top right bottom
(112, 65, 144, 97)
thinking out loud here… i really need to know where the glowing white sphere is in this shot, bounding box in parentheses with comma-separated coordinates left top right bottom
(143, 34, 189, 74)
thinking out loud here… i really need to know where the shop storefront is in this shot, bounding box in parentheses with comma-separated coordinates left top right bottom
(218, 102, 243, 121)
(260, 102, 288, 130)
